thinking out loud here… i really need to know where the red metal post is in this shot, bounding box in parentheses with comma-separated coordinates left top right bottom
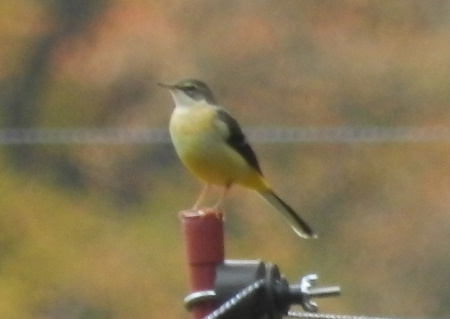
(181, 210, 224, 319)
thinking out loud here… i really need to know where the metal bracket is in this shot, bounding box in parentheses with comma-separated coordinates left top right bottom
(184, 290, 217, 310)
(291, 274, 341, 312)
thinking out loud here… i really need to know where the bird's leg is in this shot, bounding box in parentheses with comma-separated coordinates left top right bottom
(192, 184, 210, 211)
(213, 184, 231, 211)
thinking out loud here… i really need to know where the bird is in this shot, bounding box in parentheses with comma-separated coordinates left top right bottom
(159, 79, 316, 238)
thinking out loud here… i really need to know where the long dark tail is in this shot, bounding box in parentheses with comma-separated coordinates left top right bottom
(259, 190, 317, 239)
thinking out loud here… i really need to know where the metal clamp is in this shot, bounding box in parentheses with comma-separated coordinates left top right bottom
(183, 261, 341, 319)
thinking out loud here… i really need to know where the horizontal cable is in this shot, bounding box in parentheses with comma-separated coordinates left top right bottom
(0, 127, 447, 145)
(287, 311, 416, 319)
(0, 128, 168, 145)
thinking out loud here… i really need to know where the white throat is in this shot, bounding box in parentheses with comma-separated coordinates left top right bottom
(169, 90, 197, 108)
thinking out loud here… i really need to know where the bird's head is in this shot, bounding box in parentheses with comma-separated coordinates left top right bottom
(158, 79, 217, 106)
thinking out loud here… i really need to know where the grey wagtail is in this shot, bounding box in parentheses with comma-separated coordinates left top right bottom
(159, 79, 316, 238)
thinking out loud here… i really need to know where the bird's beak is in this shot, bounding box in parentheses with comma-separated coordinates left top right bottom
(157, 82, 176, 89)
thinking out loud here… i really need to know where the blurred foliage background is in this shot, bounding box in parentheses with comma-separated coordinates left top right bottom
(0, 0, 449, 318)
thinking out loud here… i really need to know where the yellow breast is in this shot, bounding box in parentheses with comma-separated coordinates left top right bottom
(169, 104, 267, 190)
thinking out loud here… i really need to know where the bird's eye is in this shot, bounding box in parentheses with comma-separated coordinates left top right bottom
(185, 85, 196, 91)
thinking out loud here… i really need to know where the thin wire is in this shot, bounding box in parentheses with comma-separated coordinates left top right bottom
(0, 126, 448, 145)
(247, 126, 449, 143)
(0, 128, 168, 145)
(202, 279, 266, 319)
(287, 311, 419, 319)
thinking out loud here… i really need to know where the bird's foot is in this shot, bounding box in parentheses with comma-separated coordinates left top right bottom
(178, 207, 224, 220)
(198, 207, 225, 221)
